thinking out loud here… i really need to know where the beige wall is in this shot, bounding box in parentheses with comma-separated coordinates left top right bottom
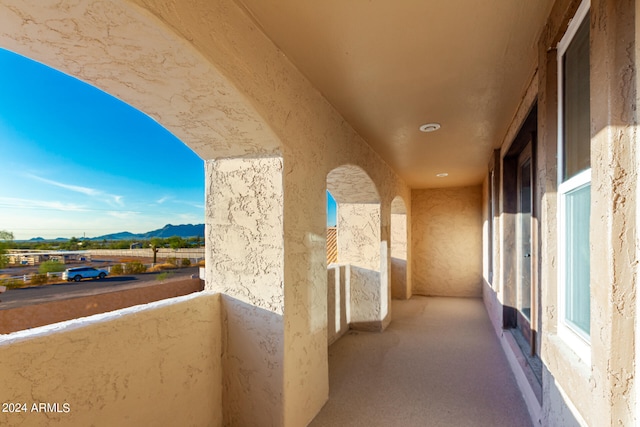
(481, 1, 640, 425)
(391, 211, 409, 299)
(537, 1, 637, 425)
(327, 264, 350, 345)
(412, 186, 483, 297)
(337, 203, 390, 330)
(337, 203, 381, 271)
(205, 157, 287, 426)
(0, 293, 222, 427)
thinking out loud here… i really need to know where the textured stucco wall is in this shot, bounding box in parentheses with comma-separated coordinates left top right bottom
(327, 165, 380, 203)
(327, 265, 350, 345)
(337, 203, 381, 271)
(205, 157, 286, 426)
(391, 212, 408, 299)
(481, 173, 504, 335)
(412, 186, 483, 297)
(536, 1, 638, 426)
(479, 1, 640, 426)
(337, 203, 388, 329)
(205, 157, 285, 312)
(0, 293, 222, 427)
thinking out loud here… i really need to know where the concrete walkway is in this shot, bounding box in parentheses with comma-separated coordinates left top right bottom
(310, 296, 532, 427)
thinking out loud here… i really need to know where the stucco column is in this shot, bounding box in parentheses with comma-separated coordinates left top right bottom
(205, 157, 286, 426)
(337, 203, 388, 330)
(391, 212, 409, 299)
(205, 156, 329, 427)
(589, 1, 637, 425)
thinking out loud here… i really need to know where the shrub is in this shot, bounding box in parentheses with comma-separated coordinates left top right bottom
(148, 263, 176, 272)
(38, 260, 66, 274)
(181, 258, 191, 267)
(110, 264, 124, 275)
(156, 272, 174, 281)
(30, 274, 49, 285)
(165, 257, 178, 267)
(124, 261, 147, 274)
(46, 272, 63, 283)
(197, 259, 205, 267)
(0, 278, 24, 290)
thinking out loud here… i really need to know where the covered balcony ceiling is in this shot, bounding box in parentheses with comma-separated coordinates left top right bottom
(236, 0, 555, 188)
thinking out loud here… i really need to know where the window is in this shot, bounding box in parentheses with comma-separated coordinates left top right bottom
(488, 167, 495, 285)
(557, 1, 591, 358)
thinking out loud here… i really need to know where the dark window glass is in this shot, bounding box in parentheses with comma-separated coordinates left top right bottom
(562, 13, 590, 181)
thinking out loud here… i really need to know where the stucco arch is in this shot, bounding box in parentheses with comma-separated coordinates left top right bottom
(327, 164, 380, 204)
(391, 196, 407, 215)
(325, 164, 389, 334)
(0, 0, 280, 160)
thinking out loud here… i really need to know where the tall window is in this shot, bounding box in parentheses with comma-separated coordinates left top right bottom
(488, 167, 495, 285)
(558, 1, 590, 352)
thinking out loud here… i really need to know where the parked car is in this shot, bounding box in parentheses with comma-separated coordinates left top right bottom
(62, 267, 108, 282)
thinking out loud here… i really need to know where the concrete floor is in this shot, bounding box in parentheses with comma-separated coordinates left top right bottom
(310, 296, 532, 427)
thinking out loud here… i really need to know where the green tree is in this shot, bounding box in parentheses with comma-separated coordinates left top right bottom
(167, 236, 186, 250)
(113, 240, 131, 250)
(0, 230, 14, 269)
(61, 237, 80, 251)
(150, 237, 163, 264)
(38, 260, 66, 274)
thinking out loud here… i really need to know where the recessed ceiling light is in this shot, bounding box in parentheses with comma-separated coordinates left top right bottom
(436, 173, 448, 178)
(419, 123, 441, 133)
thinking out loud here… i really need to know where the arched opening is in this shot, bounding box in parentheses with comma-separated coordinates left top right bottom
(326, 165, 387, 342)
(0, 3, 311, 425)
(390, 196, 409, 299)
(326, 190, 338, 264)
(0, 48, 206, 332)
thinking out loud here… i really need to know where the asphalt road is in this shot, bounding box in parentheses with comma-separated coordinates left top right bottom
(0, 267, 200, 310)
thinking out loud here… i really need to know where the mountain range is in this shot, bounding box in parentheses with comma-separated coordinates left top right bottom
(28, 223, 204, 242)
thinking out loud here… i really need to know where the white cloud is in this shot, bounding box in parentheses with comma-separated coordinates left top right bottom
(107, 210, 141, 219)
(110, 195, 125, 207)
(176, 213, 204, 223)
(0, 196, 88, 212)
(27, 174, 101, 196)
(26, 174, 125, 207)
(172, 199, 204, 209)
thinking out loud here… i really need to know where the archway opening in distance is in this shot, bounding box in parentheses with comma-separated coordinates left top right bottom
(326, 165, 386, 345)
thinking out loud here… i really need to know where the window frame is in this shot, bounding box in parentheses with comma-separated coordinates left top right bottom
(556, 0, 591, 364)
(488, 166, 495, 286)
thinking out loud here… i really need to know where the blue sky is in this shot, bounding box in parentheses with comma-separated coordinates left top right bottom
(0, 49, 205, 240)
(0, 48, 337, 240)
(326, 191, 336, 228)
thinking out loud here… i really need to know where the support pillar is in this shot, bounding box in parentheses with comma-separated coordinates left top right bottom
(337, 203, 387, 330)
(205, 156, 328, 426)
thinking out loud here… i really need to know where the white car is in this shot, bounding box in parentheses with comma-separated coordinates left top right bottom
(62, 267, 108, 282)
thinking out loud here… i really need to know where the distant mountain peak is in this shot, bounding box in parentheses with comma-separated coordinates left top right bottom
(92, 223, 204, 241)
